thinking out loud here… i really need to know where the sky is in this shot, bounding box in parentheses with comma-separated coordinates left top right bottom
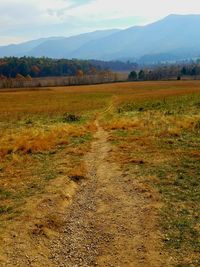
(1, 0, 200, 45)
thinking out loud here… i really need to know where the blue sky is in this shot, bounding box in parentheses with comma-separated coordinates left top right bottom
(1, 0, 200, 45)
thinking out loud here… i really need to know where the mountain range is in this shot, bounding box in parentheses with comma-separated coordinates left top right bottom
(1, 14, 200, 63)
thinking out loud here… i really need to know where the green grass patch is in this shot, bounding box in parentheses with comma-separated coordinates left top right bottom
(0, 205, 13, 215)
(107, 92, 200, 265)
(117, 93, 200, 115)
(70, 133, 92, 145)
(0, 188, 13, 200)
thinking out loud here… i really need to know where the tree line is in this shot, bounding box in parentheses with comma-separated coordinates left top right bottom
(90, 60, 138, 72)
(0, 57, 102, 78)
(128, 61, 200, 81)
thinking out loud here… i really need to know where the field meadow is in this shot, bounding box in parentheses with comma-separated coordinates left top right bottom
(0, 81, 199, 266)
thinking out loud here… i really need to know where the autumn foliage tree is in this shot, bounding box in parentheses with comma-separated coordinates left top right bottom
(0, 57, 101, 78)
(76, 70, 84, 77)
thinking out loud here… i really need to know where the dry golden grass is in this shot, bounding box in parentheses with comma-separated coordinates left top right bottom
(0, 81, 200, 265)
(0, 86, 99, 265)
(1, 80, 200, 121)
(102, 91, 200, 266)
(0, 124, 90, 158)
(105, 117, 142, 130)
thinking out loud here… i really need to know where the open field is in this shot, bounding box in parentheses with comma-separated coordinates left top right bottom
(0, 81, 200, 266)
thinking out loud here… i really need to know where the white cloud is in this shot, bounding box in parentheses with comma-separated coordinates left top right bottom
(1, 0, 200, 44)
(63, 0, 200, 23)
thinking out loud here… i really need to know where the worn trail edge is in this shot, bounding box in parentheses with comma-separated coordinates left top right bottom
(50, 119, 169, 267)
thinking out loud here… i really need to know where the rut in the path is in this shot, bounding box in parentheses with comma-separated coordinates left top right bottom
(50, 120, 169, 267)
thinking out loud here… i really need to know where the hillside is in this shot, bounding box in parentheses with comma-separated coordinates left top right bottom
(28, 30, 120, 58)
(0, 30, 119, 59)
(72, 14, 200, 62)
(1, 15, 200, 62)
(0, 37, 64, 57)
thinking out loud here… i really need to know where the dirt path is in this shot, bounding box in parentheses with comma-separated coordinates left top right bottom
(50, 119, 169, 267)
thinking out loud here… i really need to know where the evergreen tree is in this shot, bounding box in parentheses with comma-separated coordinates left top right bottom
(128, 70, 137, 81)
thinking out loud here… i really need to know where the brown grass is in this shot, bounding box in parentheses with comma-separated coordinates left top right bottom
(106, 117, 141, 130)
(0, 81, 200, 265)
(102, 91, 200, 266)
(0, 124, 90, 158)
(1, 80, 200, 121)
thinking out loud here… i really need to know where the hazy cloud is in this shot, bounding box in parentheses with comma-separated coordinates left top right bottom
(69, 0, 95, 8)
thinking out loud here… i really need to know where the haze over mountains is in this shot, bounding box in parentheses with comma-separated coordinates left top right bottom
(1, 14, 200, 63)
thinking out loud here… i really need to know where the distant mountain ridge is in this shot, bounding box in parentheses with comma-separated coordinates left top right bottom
(0, 37, 64, 57)
(1, 15, 200, 63)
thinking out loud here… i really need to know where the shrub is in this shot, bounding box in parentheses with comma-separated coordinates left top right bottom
(62, 113, 81, 123)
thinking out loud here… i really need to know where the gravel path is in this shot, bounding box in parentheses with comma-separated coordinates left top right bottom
(50, 120, 169, 267)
